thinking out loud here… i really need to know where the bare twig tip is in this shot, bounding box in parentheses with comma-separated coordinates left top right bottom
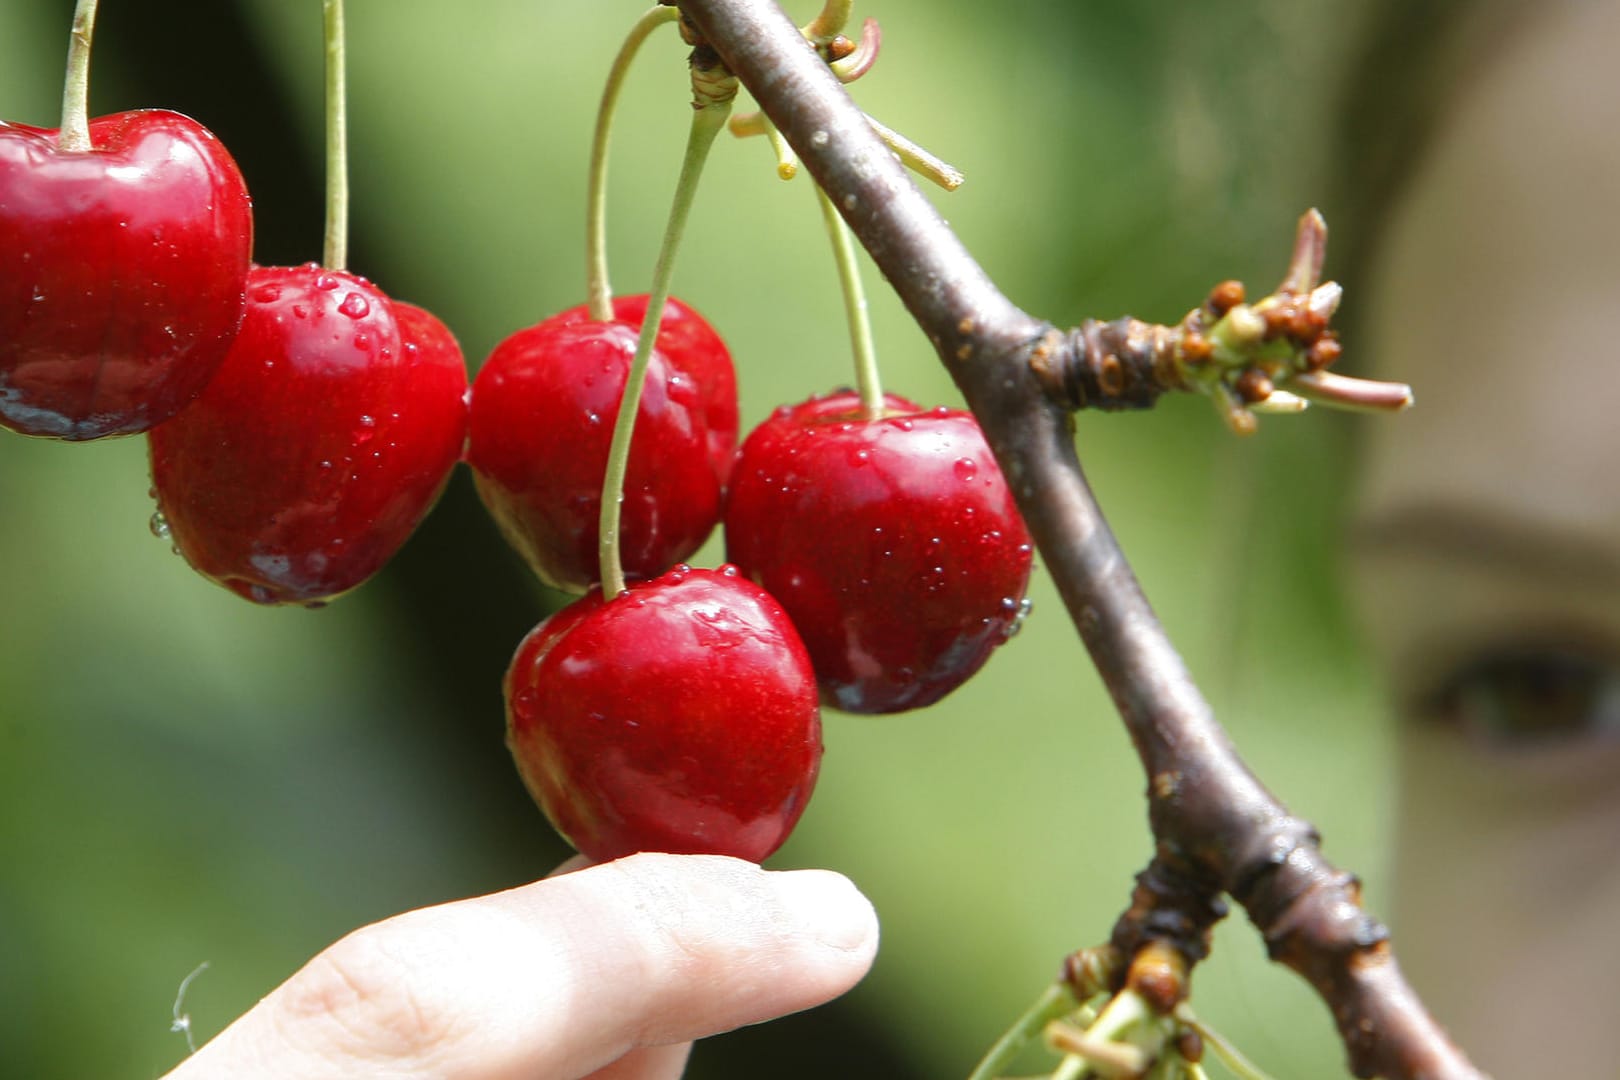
(1282, 209, 1329, 295)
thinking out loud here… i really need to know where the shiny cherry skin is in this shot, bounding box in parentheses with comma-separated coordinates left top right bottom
(148, 264, 469, 605)
(467, 296, 737, 593)
(505, 564, 822, 863)
(553, 295, 738, 483)
(724, 390, 1034, 714)
(0, 110, 252, 439)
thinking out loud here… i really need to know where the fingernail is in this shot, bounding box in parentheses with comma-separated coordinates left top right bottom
(773, 869, 879, 953)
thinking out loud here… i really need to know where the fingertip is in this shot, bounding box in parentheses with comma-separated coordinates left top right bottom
(768, 867, 880, 959)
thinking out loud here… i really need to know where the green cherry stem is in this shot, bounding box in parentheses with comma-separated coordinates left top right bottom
(815, 184, 884, 416)
(57, 0, 100, 152)
(1173, 1008, 1277, 1080)
(1049, 1054, 1087, 1080)
(322, 0, 349, 270)
(587, 5, 681, 322)
(965, 982, 1078, 1080)
(596, 93, 732, 597)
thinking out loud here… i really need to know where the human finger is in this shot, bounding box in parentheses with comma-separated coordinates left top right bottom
(164, 852, 878, 1080)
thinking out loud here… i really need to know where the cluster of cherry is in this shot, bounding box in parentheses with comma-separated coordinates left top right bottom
(485, 304, 1035, 862)
(1, 60, 1031, 869)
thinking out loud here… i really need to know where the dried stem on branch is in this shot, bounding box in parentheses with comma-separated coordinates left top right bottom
(675, 2, 1481, 1077)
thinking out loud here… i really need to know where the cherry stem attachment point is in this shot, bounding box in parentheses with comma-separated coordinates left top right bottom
(587, 5, 681, 322)
(58, 0, 99, 152)
(322, 0, 349, 270)
(815, 184, 884, 415)
(597, 94, 732, 597)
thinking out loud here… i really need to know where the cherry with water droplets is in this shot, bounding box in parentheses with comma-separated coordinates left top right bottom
(505, 564, 822, 863)
(148, 263, 468, 605)
(725, 389, 1034, 713)
(467, 295, 737, 592)
(0, 110, 253, 439)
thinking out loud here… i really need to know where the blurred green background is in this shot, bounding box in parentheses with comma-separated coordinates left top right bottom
(0, 2, 1419, 1076)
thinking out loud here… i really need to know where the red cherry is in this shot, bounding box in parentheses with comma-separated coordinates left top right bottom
(505, 564, 822, 863)
(555, 295, 738, 483)
(725, 390, 1035, 714)
(0, 110, 252, 439)
(148, 263, 468, 605)
(467, 297, 737, 593)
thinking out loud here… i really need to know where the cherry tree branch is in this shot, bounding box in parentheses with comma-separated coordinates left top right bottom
(675, 2, 1483, 1077)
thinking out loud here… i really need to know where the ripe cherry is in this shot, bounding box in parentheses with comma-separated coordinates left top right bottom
(553, 294, 738, 484)
(505, 564, 822, 863)
(725, 390, 1035, 714)
(467, 296, 737, 593)
(0, 110, 252, 439)
(148, 263, 468, 605)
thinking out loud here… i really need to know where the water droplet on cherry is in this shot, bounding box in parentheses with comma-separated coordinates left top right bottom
(338, 292, 370, 319)
(314, 274, 340, 290)
(953, 457, 978, 481)
(149, 511, 171, 539)
(1001, 596, 1034, 638)
(512, 687, 541, 723)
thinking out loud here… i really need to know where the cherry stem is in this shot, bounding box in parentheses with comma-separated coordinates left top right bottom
(596, 95, 732, 597)
(1174, 1008, 1277, 1080)
(57, 0, 99, 152)
(965, 982, 1077, 1080)
(322, 0, 349, 270)
(815, 184, 884, 415)
(587, 5, 681, 322)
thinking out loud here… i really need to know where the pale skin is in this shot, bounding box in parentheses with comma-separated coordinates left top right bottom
(161, 853, 878, 1080)
(1350, 3, 1620, 1076)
